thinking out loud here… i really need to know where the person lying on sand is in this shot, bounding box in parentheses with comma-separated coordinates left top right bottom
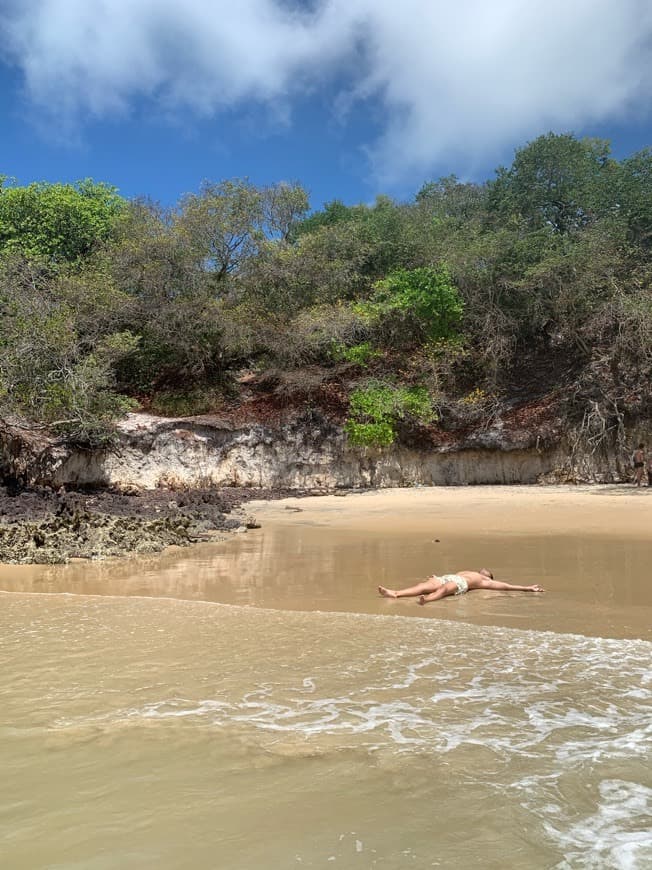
(378, 569, 545, 605)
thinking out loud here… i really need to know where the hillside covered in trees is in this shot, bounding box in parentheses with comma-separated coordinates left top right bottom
(1, 133, 651, 478)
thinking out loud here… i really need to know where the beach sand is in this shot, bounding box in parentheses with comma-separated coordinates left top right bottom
(1, 484, 650, 639)
(244, 484, 652, 639)
(248, 483, 652, 537)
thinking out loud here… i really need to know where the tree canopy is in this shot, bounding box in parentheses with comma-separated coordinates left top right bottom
(0, 179, 126, 264)
(1, 133, 650, 450)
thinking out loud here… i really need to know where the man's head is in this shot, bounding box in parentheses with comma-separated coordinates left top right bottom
(479, 568, 494, 579)
(639, 443, 645, 449)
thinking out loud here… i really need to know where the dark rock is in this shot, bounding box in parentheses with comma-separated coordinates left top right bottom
(0, 484, 309, 564)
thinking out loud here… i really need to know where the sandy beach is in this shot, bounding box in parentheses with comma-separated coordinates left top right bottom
(2, 483, 649, 640)
(248, 483, 652, 537)
(242, 484, 652, 639)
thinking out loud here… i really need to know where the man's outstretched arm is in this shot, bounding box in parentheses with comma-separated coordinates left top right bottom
(481, 579, 545, 592)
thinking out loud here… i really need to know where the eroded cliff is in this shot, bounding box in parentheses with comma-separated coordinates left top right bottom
(48, 411, 631, 490)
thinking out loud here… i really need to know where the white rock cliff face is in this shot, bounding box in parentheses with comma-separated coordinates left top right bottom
(48, 413, 617, 490)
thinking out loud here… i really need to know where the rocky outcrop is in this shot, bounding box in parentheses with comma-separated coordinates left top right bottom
(0, 417, 69, 489)
(0, 485, 261, 564)
(47, 412, 632, 490)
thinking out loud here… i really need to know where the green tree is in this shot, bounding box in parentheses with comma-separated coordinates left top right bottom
(238, 229, 370, 316)
(0, 179, 126, 264)
(292, 199, 357, 237)
(488, 133, 614, 235)
(106, 200, 226, 391)
(111, 198, 203, 303)
(616, 148, 652, 248)
(0, 258, 136, 441)
(176, 179, 309, 284)
(363, 265, 464, 347)
(416, 175, 488, 229)
(262, 181, 310, 240)
(294, 196, 421, 281)
(345, 382, 435, 447)
(176, 179, 264, 283)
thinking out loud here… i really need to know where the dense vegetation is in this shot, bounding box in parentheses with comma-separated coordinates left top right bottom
(1, 133, 651, 455)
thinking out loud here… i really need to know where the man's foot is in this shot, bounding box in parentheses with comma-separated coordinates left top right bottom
(530, 585, 545, 592)
(418, 595, 427, 605)
(378, 586, 397, 599)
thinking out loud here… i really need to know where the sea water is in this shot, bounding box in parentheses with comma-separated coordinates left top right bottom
(2, 593, 650, 869)
(2, 487, 651, 869)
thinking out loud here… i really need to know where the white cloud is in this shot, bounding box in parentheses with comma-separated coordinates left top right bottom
(2, 0, 651, 180)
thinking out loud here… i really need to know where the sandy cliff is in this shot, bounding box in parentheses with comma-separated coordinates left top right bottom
(48, 412, 632, 490)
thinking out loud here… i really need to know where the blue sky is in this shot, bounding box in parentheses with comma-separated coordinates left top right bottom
(1, 1, 651, 211)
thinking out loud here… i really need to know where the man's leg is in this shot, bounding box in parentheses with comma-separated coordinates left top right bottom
(418, 582, 457, 604)
(379, 578, 439, 599)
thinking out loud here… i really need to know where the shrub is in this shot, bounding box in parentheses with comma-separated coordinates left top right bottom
(0, 179, 125, 264)
(0, 260, 139, 442)
(460, 387, 488, 405)
(240, 303, 370, 367)
(360, 265, 464, 347)
(344, 421, 395, 447)
(148, 387, 223, 417)
(330, 341, 380, 366)
(345, 381, 436, 447)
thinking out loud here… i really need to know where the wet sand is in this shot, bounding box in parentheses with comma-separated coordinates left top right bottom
(245, 484, 652, 640)
(1, 484, 650, 640)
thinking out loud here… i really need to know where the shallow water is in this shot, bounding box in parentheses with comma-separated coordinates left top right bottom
(1, 487, 651, 869)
